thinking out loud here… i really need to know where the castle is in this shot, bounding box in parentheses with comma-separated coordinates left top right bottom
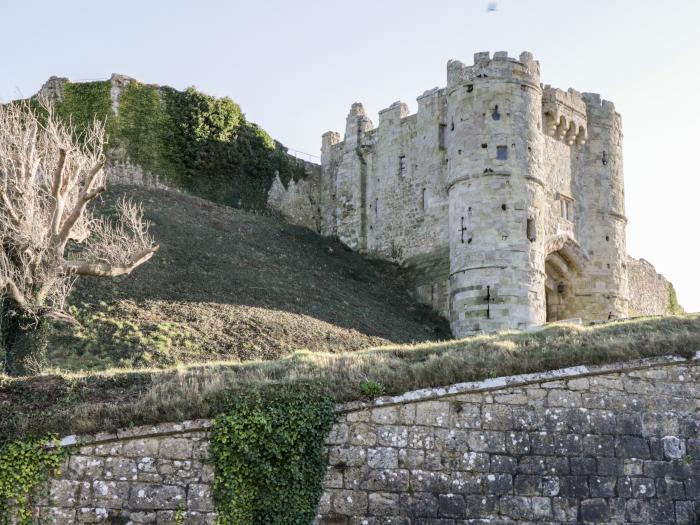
(269, 50, 681, 338)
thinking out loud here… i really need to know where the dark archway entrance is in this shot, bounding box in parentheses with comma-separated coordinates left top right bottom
(545, 251, 574, 322)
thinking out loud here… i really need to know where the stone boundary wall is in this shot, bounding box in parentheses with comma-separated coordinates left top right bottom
(627, 256, 674, 316)
(32, 353, 700, 524)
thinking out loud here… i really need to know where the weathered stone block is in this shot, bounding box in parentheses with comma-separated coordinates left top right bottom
(367, 447, 398, 469)
(589, 475, 616, 497)
(329, 490, 369, 516)
(399, 492, 438, 518)
(464, 495, 497, 518)
(368, 491, 398, 516)
(187, 483, 213, 512)
(466, 430, 505, 453)
(103, 457, 138, 481)
(123, 439, 160, 458)
(129, 484, 186, 510)
(581, 498, 609, 522)
(415, 401, 450, 427)
(616, 435, 650, 459)
(438, 493, 466, 518)
(360, 469, 409, 491)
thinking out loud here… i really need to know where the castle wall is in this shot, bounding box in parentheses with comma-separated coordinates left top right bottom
(317, 95, 452, 317)
(627, 257, 675, 316)
(31, 354, 700, 524)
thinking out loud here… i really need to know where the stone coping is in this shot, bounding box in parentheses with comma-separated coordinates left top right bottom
(58, 351, 700, 448)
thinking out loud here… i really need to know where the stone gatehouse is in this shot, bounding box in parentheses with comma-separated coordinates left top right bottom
(268, 51, 677, 337)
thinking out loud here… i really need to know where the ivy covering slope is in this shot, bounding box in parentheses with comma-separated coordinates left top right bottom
(50, 79, 305, 209)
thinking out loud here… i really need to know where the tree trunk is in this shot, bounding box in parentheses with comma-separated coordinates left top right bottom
(1, 300, 48, 376)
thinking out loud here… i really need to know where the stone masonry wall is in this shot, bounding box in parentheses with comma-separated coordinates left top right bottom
(32, 354, 700, 524)
(627, 256, 675, 317)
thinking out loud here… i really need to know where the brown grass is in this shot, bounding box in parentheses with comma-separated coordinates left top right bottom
(1, 314, 698, 443)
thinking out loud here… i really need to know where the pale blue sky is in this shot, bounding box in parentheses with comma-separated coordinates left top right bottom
(2, 0, 699, 312)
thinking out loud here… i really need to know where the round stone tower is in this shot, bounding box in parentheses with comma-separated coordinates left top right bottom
(445, 51, 545, 336)
(577, 93, 629, 320)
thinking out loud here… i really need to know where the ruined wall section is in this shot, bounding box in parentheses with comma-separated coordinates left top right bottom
(266, 161, 322, 230)
(627, 256, 675, 316)
(32, 355, 700, 524)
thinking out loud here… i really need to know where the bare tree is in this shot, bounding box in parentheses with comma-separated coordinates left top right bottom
(0, 98, 158, 375)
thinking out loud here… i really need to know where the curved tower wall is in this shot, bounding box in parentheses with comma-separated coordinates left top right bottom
(576, 95, 629, 319)
(446, 52, 546, 335)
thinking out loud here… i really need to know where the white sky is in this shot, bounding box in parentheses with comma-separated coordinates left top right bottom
(2, 0, 698, 312)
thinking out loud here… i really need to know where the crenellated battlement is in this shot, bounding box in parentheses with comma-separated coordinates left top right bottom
(446, 50, 540, 89)
(543, 86, 588, 145)
(378, 101, 410, 127)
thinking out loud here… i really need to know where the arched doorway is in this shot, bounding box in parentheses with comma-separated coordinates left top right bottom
(545, 251, 576, 322)
(542, 235, 588, 323)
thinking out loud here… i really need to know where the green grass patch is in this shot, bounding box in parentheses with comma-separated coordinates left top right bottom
(0, 314, 697, 443)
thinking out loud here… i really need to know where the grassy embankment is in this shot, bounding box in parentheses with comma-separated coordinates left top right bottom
(1, 314, 697, 443)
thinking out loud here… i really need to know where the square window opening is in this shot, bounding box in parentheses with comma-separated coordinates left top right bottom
(496, 146, 508, 160)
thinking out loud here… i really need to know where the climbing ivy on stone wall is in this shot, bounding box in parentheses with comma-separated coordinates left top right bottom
(0, 436, 65, 524)
(48, 79, 305, 210)
(667, 283, 684, 315)
(210, 387, 335, 524)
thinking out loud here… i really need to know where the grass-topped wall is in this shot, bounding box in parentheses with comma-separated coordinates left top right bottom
(48, 78, 305, 210)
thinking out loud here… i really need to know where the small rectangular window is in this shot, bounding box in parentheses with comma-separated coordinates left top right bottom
(527, 218, 536, 241)
(496, 145, 508, 160)
(438, 124, 446, 150)
(560, 196, 574, 221)
(399, 155, 407, 176)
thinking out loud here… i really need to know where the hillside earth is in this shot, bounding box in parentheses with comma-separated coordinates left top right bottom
(46, 186, 450, 372)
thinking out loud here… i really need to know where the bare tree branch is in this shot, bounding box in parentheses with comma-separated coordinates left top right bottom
(62, 246, 158, 277)
(0, 97, 157, 323)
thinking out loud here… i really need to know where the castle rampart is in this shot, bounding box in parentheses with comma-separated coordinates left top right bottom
(268, 51, 676, 336)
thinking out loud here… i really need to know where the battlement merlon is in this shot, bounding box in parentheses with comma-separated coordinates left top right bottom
(343, 102, 375, 146)
(378, 101, 410, 127)
(446, 51, 541, 90)
(582, 92, 621, 128)
(321, 131, 341, 155)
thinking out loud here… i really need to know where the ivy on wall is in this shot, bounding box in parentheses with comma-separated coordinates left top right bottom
(667, 283, 684, 315)
(0, 436, 65, 525)
(210, 387, 335, 524)
(48, 79, 306, 210)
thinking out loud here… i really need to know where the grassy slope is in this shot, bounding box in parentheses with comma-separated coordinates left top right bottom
(47, 186, 449, 371)
(0, 314, 698, 442)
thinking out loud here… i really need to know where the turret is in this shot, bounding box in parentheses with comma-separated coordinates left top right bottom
(445, 51, 545, 335)
(322, 103, 375, 250)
